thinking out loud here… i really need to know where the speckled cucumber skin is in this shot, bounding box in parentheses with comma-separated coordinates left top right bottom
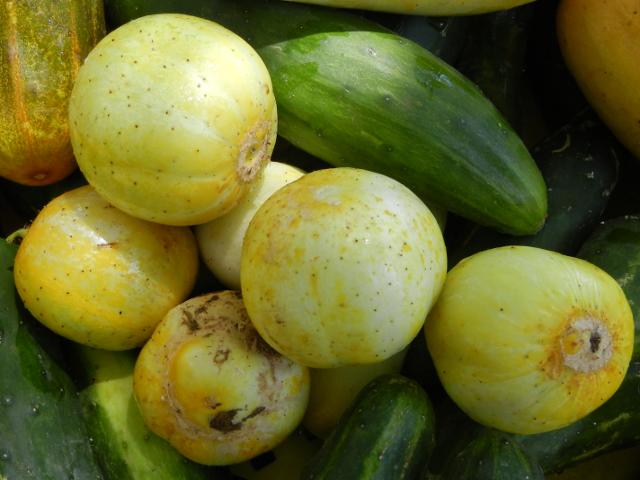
(13, 185, 199, 350)
(69, 13, 277, 226)
(105, 0, 547, 235)
(241, 168, 447, 368)
(0, 0, 105, 186)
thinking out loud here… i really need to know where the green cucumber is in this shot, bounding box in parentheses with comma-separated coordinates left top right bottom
(71, 345, 228, 479)
(515, 361, 640, 473)
(435, 428, 544, 480)
(577, 216, 640, 359)
(456, 5, 535, 134)
(105, 0, 546, 235)
(448, 110, 620, 268)
(301, 374, 436, 480)
(0, 239, 103, 479)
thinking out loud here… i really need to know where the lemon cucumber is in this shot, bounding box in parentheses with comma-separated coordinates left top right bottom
(105, 0, 547, 235)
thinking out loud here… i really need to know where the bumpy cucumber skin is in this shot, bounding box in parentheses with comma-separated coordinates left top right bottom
(302, 374, 436, 480)
(105, 0, 546, 235)
(0, 240, 103, 479)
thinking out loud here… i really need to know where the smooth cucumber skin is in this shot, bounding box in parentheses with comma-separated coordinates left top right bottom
(105, 0, 547, 235)
(578, 216, 640, 359)
(449, 110, 620, 268)
(456, 5, 535, 134)
(73, 346, 227, 479)
(302, 374, 436, 480)
(434, 428, 544, 480)
(515, 361, 640, 473)
(0, 240, 103, 480)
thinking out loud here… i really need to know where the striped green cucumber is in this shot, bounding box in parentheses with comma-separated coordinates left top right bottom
(301, 374, 436, 480)
(105, 0, 546, 235)
(0, 239, 102, 479)
(449, 109, 619, 268)
(577, 216, 640, 359)
(515, 361, 640, 473)
(434, 428, 544, 480)
(72, 345, 228, 479)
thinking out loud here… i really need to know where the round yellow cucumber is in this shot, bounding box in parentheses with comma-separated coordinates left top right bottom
(69, 13, 277, 225)
(133, 291, 310, 466)
(13, 185, 198, 350)
(241, 167, 447, 368)
(195, 161, 304, 289)
(425, 246, 634, 435)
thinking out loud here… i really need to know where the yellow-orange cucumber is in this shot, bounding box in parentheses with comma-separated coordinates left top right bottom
(0, 0, 105, 185)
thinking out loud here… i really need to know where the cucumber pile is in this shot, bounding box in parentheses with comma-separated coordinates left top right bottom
(2, 0, 640, 479)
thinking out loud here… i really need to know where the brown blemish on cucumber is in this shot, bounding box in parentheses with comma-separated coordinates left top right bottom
(181, 309, 200, 332)
(236, 120, 272, 182)
(209, 409, 242, 432)
(209, 406, 266, 433)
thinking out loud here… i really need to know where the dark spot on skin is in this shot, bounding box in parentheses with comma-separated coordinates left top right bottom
(182, 310, 200, 332)
(214, 348, 230, 364)
(590, 331, 602, 353)
(210, 409, 241, 432)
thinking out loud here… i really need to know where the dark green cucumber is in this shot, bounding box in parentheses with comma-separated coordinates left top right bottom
(392, 16, 470, 65)
(71, 345, 228, 479)
(448, 109, 620, 268)
(577, 216, 640, 359)
(302, 374, 436, 480)
(105, 0, 546, 235)
(526, 0, 587, 131)
(515, 361, 640, 473)
(0, 240, 103, 479)
(434, 428, 544, 480)
(456, 5, 534, 135)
